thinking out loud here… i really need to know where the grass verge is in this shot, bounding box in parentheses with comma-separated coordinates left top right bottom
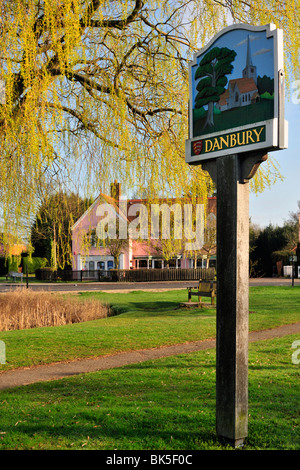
(0, 334, 298, 450)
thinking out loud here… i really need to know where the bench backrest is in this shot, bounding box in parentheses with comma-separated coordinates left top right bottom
(198, 279, 216, 292)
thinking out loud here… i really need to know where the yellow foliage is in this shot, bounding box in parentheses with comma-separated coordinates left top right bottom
(0, 0, 298, 243)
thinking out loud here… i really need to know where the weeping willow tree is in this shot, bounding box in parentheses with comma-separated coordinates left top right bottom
(0, 0, 299, 251)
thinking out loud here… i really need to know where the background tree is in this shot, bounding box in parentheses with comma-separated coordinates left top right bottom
(147, 201, 184, 267)
(249, 205, 300, 277)
(250, 224, 287, 277)
(104, 236, 129, 271)
(151, 237, 183, 268)
(194, 47, 236, 128)
(31, 192, 91, 269)
(272, 201, 300, 271)
(249, 220, 264, 278)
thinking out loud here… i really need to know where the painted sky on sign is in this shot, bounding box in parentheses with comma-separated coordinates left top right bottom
(191, 28, 274, 108)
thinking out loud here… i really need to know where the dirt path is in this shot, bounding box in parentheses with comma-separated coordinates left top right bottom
(0, 323, 299, 391)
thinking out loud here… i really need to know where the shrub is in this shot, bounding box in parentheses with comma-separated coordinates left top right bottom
(24, 257, 48, 274)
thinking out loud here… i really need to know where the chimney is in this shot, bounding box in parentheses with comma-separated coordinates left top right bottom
(110, 180, 121, 200)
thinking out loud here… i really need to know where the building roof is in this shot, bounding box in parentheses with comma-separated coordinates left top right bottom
(71, 186, 217, 232)
(229, 77, 258, 94)
(218, 89, 229, 107)
(218, 77, 258, 107)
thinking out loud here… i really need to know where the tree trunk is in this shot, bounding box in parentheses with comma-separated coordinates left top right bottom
(204, 101, 214, 128)
(51, 224, 57, 270)
(114, 254, 120, 269)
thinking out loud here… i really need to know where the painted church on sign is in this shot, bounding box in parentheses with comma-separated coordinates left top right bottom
(216, 36, 259, 112)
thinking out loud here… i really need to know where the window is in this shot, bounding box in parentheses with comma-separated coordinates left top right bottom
(139, 259, 148, 268)
(107, 261, 114, 270)
(97, 261, 105, 270)
(88, 229, 105, 247)
(89, 230, 97, 247)
(89, 261, 94, 270)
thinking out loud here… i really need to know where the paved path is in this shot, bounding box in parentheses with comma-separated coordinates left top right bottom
(0, 277, 299, 293)
(0, 323, 299, 391)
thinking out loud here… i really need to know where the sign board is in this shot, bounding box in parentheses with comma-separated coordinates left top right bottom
(186, 24, 288, 164)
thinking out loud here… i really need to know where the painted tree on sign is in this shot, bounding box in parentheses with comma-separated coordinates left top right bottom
(194, 47, 236, 128)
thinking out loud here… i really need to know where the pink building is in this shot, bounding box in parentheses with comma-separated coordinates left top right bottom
(71, 182, 216, 272)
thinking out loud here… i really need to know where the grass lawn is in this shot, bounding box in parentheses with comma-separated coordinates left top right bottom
(192, 99, 274, 137)
(0, 286, 299, 371)
(0, 286, 299, 450)
(0, 333, 298, 450)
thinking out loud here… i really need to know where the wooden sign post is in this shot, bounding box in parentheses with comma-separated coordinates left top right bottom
(186, 24, 287, 447)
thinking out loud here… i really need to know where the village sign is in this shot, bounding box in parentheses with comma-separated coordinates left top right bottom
(185, 23, 288, 447)
(186, 23, 288, 164)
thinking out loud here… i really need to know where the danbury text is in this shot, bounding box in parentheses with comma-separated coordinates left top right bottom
(192, 125, 266, 156)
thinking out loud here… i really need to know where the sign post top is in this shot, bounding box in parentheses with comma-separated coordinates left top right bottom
(186, 23, 288, 166)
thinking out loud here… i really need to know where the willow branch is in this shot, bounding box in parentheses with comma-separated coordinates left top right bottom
(80, 0, 144, 29)
(44, 101, 129, 152)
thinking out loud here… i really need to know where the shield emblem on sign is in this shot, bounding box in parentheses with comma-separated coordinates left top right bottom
(192, 140, 203, 155)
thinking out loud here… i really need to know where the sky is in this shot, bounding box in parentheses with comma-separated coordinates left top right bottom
(249, 97, 300, 228)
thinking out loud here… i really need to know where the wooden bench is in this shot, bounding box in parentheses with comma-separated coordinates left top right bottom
(6, 271, 24, 282)
(187, 279, 217, 306)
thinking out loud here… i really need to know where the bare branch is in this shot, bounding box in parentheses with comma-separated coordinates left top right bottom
(80, 0, 144, 29)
